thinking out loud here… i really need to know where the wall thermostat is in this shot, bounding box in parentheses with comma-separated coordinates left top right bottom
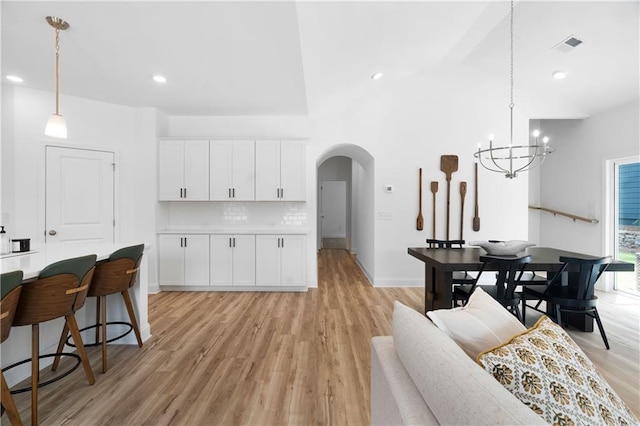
(384, 185, 394, 193)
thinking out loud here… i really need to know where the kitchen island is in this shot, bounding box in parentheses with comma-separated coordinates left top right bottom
(0, 242, 151, 387)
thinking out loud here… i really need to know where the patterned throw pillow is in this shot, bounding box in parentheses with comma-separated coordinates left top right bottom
(477, 316, 638, 425)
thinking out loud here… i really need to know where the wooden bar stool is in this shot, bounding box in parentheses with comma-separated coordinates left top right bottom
(53, 244, 144, 374)
(1, 270, 24, 426)
(11, 255, 96, 425)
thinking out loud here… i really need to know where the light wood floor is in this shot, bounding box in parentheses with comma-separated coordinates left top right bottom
(2, 249, 638, 425)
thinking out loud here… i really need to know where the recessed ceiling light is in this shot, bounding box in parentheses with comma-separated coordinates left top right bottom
(371, 72, 383, 80)
(552, 70, 567, 80)
(152, 75, 167, 83)
(6, 75, 24, 83)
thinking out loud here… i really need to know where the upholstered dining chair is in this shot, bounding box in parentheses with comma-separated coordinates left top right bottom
(52, 244, 144, 374)
(11, 255, 96, 425)
(1, 270, 24, 426)
(522, 256, 612, 349)
(454, 255, 532, 322)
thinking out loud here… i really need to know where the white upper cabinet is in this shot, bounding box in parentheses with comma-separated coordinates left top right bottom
(255, 140, 306, 201)
(158, 140, 209, 201)
(209, 140, 255, 201)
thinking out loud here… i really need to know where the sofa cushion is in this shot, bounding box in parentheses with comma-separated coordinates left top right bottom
(392, 301, 545, 425)
(427, 287, 527, 358)
(478, 316, 639, 425)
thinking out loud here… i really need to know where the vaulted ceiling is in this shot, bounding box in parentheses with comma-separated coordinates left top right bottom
(2, 1, 638, 117)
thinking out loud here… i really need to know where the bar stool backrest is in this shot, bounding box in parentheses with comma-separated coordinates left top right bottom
(88, 244, 144, 297)
(13, 254, 97, 326)
(1, 270, 23, 343)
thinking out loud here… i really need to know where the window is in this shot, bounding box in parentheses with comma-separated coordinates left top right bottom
(613, 159, 639, 294)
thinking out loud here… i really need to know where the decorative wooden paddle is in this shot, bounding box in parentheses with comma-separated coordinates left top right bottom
(430, 181, 438, 239)
(473, 163, 481, 231)
(440, 155, 458, 240)
(417, 168, 424, 231)
(459, 181, 467, 240)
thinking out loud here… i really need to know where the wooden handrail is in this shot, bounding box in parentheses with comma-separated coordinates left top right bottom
(528, 206, 599, 224)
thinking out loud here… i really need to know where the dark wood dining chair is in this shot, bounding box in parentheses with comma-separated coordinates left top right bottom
(454, 255, 532, 322)
(52, 244, 144, 374)
(1, 270, 24, 426)
(522, 256, 612, 349)
(11, 255, 96, 425)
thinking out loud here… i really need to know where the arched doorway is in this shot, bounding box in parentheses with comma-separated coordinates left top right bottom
(317, 144, 375, 281)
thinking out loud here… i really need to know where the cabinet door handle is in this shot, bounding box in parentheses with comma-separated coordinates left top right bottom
(180, 237, 183, 247)
(277, 238, 280, 248)
(281, 237, 284, 248)
(233, 237, 236, 248)
(184, 188, 187, 198)
(232, 188, 235, 198)
(229, 237, 232, 248)
(280, 188, 283, 199)
(180, 188, 183, 198)
(229, 188, 231, 198)
(184, 237, 187, 247)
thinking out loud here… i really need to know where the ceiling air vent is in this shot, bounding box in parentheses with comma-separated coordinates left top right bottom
(553, 35, 583, 53)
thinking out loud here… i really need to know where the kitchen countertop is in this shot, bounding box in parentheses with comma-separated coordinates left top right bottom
(157, 229, 308, 235)
(0, 241, 148, 280)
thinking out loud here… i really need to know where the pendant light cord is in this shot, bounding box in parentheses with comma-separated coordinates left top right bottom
(509, 0, 514, 147)
(55, 27, 61, 115)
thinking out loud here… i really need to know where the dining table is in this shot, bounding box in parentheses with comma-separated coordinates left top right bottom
(408, 246, 635, 331)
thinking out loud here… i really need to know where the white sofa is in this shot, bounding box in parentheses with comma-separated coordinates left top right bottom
(370, 301, 546, 425)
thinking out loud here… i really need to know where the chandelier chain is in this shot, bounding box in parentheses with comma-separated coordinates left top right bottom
(509, 0, 514, 108)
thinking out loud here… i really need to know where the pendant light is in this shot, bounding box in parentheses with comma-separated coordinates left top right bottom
(44, 16, 70, 139)
(473, 1, 555, 178)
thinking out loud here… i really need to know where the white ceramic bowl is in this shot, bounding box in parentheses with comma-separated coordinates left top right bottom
(468, 240, 536, 256)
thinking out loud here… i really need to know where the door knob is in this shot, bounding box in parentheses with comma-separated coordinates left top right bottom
(48, 230, 57, 235)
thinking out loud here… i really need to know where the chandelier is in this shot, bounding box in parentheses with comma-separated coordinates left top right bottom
(474, 0, 554, 179)
(44, 16, 69, 139)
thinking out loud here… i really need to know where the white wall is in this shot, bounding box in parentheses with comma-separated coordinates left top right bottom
(534, 100, 640, 258)
(308, 61, 531, 286)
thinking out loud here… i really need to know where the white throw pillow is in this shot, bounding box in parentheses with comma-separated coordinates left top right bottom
(427, 287, 526, 359)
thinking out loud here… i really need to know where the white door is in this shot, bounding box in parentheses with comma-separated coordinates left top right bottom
(256, 235, 281, 285)
(255, 140, 281, 201)
(183, 141, 210, 200)
(280, 140, 306, 201)
(45, 146, 115, 243)
(233, 235, 256, 286)
(321, 181, 347, 239)
(210, 235, 233, 285)
(158, 140, 185, 201)
(210, 141, 233, 200)
(281, 235, 306, 286)
(158, 234, 185, 286)
(232, 140, 255, 201)
(183, 234, 210, 286)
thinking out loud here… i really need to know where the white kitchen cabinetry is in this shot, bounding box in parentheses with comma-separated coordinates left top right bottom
(255, 140, 306, 201)
(255, 235, 306, 286)
(158, 234, 210, 286)
(158, 140, 209, 201)
(210, 140, 255, 201)
(210, 235, 256, 286)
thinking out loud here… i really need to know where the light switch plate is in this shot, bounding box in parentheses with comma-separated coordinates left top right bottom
(378, 211, 392, 220)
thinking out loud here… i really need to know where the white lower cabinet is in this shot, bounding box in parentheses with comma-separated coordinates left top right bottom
(256, 235, 306, 286)
(210, 235, 256, 286)
(158, 234, 210, 286)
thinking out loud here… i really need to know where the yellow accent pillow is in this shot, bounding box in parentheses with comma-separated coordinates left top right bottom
(477, 316, 638, 425)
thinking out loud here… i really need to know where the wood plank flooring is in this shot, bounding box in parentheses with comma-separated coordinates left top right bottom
(2, 248, 638, 425)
